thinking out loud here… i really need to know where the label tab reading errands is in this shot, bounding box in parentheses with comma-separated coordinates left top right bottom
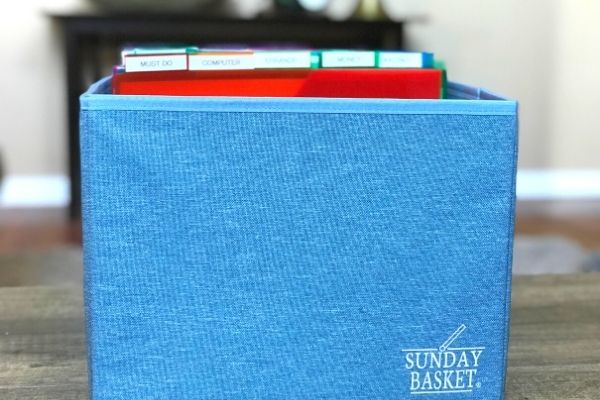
(253, 51, 312, 69)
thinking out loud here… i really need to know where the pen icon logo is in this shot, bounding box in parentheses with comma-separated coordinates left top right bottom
(438, 324, 467, 352)
(402, 325, 485, 395)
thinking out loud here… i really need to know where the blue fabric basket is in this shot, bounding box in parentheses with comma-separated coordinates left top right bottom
(80, 77, 518, 400)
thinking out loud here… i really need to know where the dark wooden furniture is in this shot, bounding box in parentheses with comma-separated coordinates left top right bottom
(2, 274, 600, 399)
(48, 12, 406, 218)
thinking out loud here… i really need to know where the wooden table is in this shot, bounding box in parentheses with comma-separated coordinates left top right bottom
(1, 274, 599, 399)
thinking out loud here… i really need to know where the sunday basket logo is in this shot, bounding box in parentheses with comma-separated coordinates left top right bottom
(402, 324, 485, 395)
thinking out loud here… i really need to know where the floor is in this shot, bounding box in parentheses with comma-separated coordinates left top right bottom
(0, 205, 599, 288)
(515, 212, 600, 249)
(2, 206, 600, 252)
(0, 208, 81, 253)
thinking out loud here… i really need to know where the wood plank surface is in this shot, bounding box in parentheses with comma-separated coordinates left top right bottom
(0, 274, 599, 399)
(0, 286, 87, 400)
(507, 274, 600, 399)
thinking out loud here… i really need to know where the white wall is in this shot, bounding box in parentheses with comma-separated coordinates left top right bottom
(0, 0, 84, 176)
(402, 0, 558, 168)
(549, 0, 600, 168)
(403, 0, 600, 170)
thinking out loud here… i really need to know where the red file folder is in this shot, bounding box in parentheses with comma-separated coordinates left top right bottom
(112, 69, 442, 99)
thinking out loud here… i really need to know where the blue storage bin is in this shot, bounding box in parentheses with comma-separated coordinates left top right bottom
(81, 77, 517, 399)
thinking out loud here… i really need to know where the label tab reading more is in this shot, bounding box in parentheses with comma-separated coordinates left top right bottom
(321, 51, 376, 68)
(124, 55, 188, 73)
(253, 51, 312, 69)
(402, 325, 485, 396)
(189, 52, 255, 71)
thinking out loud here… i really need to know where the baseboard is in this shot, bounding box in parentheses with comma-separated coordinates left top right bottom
(0, 175, 69, 208)
(516, 170, 600, 200)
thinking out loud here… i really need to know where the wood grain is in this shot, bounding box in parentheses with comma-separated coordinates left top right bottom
(0, 287, 87, 400)
(0, 274, 599, 399)
(507, 274, 600, 399)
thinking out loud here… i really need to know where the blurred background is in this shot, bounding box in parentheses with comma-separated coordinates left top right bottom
(0, 0, 599, 286)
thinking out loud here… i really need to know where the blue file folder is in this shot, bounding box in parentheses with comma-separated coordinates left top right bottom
(80, 77, 518, 399)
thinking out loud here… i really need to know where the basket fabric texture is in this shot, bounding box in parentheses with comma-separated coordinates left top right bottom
(81, 78, 518, 400)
